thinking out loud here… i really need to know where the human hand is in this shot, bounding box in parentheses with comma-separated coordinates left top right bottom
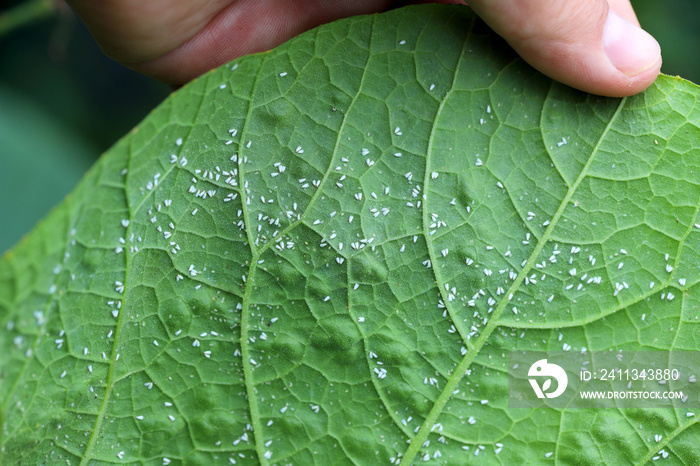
(65, 0, 661, 97)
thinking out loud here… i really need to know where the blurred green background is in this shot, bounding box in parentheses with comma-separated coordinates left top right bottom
(1, 0, 698, 253)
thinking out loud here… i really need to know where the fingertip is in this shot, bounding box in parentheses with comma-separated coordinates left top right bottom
(614, 53, 662, 97)
(573, 8, 663, 97)
(469, 0, 663, 98)
(603, 10, 660, 76)
(532, 41, 662, 98)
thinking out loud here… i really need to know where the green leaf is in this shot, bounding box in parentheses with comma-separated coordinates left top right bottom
(1, 4, 700, 464)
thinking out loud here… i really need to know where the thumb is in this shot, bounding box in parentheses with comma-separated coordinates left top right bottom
(467, 0, 662, 97)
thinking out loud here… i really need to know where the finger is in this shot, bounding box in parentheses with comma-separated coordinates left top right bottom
(65, 0, 464, 85)
(64, 0, 232, 63)
(467, 0, 662, 97)
(98, 0, 400, 85)
(127, 0, 463, 85)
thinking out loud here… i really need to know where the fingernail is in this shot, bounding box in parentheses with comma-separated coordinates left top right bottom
(603, 10, 661, 77)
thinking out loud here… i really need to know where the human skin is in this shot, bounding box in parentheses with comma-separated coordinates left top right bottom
(65, 0, 661, 97)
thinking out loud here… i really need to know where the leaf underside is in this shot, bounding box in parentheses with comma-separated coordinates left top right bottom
(1, 5, 700, 465)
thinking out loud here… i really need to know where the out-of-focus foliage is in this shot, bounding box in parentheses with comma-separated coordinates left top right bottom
(0, 1, 169, 252)
(0, 84, 95, 250)
(633, 0, 700, 85)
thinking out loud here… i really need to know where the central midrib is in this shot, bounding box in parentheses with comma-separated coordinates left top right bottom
(400, 93, 628, 464)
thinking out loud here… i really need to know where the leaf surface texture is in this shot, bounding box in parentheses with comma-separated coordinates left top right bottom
(1, 5, 699, 465)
